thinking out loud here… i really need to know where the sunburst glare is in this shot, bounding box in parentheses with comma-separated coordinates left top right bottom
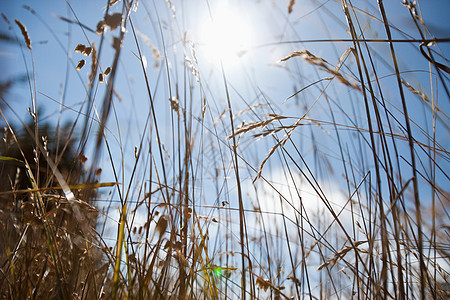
(198, 3, 253, 67)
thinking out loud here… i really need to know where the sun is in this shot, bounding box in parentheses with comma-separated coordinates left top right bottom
(199, 3, 253, 66)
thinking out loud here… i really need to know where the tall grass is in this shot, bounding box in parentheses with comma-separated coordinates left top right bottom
(0, 0, 449, 299)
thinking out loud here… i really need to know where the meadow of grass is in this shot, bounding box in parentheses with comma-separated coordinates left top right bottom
(0, 0, 449, 299)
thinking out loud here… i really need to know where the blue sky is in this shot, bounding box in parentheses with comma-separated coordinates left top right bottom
(1, 0, 448, 213)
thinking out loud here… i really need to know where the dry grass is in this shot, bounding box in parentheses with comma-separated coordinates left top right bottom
(0, 0, 449, 299)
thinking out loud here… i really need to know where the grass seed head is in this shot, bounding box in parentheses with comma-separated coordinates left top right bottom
(288, 0, 295, 13)
(2, 13, 10, 24)
(76, 59, 85, 70)
(14, 19, 31, 50)
(155, 215, 168, 236)
(83, 47, 92, 56)
(96, 21, 106, 34)
(74, 44, 86, 53)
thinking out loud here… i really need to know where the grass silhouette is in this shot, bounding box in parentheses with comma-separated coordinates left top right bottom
(0, 0, 449, 299)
